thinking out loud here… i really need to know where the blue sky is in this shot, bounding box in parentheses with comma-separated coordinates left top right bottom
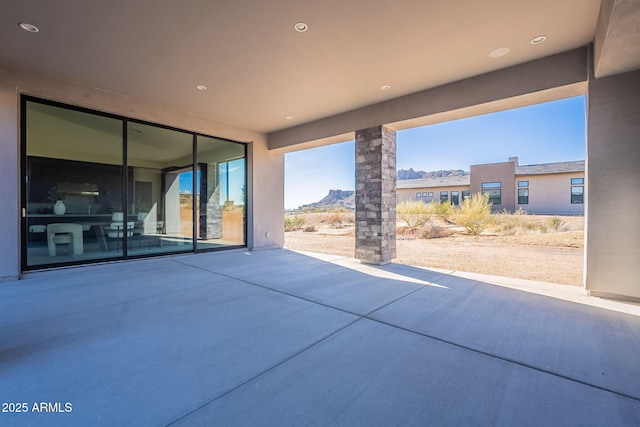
(179, 159, 246, 204)
(285, 96, 586, 210)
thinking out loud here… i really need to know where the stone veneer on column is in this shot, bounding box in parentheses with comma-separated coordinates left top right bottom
(205, 164, 223, 239)
(355, 125, 396, 265)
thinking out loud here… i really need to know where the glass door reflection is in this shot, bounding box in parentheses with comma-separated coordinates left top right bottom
(23, 97, 246, 271)
(196, 136, 246, 250)
(127, 122, 193, 255)
(24, 101, 124, 267)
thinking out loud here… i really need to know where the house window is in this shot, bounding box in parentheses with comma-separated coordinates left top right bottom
(518, 189, 529, 205)
(451, 191, 459, 205)
(416, 192, 422, 198)
(428, 192, 434, 198)
(440, 191, 448, 203)
(571, 185, 584, 204)
(518, 181, 529, 204)
(462, 190, 470, 201)
(482, 182, 501, 205)
(422, 192, 428, 198)
(571, 177, 584, 204)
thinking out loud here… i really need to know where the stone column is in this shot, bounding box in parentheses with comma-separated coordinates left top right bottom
(207, 163, 223, 239)
(355, 125, 396, 265)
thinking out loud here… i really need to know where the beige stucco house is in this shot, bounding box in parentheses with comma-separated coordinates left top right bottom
(399, 157, 585, 215)
(515, 160, 585, 215)
(1, 1, 639, 302)
(397, 175, 471, 205)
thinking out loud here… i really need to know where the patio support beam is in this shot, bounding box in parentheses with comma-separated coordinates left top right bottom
(585, 67, 640, 302)
(355, 125, 396, 265)
(267, 47, 588, 151)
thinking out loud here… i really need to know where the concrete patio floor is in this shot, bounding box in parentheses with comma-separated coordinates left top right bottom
(2, 249, 639, 426)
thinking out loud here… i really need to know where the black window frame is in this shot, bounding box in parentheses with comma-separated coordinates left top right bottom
(518, 180, 529, 204)
(571, 177, 584, 204)
(451, 191, 459, 206)
(482, 182, 502, 205)
(20, 95, 248, 272)
(518, 188, 529, 205)
(571, 185, 584, 204)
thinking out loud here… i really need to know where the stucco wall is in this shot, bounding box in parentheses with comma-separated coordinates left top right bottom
(586, 68, 640, 301)
(516, 173, 585, 215)
(0, 69, 20, 281)
(397, 186, 469, 205)
(0, 64, 284, 280)
(269, 48, 589, 149)
(470, 161, 516, 211)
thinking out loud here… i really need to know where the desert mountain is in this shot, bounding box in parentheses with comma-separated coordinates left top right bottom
(297, 169, 468, 210)
(397, 168, 468, 180)
(297, 189, 355, 210)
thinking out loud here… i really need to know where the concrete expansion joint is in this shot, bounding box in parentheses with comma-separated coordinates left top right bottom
(166, 316, 364, 426)
(217, 260, 640, 405)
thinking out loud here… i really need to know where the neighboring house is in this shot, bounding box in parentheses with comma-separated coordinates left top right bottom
(398, 157, 585, 215)
(397, 175, 470, 205)
(514, 159, 585, 215)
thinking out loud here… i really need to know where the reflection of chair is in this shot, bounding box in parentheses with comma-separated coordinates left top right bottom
(105, 222, 134, 251)
(47, 223, 83, 256)
(29, 225, 46, 241)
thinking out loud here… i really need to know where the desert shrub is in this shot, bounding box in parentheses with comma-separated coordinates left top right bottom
(547, 216, 563, 230)
(492, 208, 530, 233)
(303, 225, 317, 232)
(456, 192, 492, 235)
(418, 224, 446, 239)
(342, 212, 355, 224)
(423, 200, 455, 219)
(302, 207, 327, 213)
(397, 200, 430, 231)
(284, 216, 305, 231)
(326, 211, 345, 228)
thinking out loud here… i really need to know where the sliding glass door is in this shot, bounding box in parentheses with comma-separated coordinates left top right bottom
(22, 97, 246, 270)
(196, 135, 246, 250)
(24, 101, 124, 266)
(127, 122, 194, 256)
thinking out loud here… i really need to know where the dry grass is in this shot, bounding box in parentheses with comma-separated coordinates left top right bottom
(284, 211, 584, 286)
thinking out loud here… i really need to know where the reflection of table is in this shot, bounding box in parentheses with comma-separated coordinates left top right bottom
(47, 223, 84, 256)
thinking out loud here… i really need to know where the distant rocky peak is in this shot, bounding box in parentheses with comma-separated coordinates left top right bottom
(297, 189, 355, 210)
(397, 168, 468, 180)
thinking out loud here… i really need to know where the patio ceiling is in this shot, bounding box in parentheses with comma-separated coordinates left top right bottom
(1, 1, 603, 133)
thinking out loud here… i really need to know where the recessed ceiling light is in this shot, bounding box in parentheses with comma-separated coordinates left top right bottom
(489, 47, 510, 58)
(294, 22, 308, 33)
(196, 85, 207, 91)
(530, 35, 547, 45)
(19, 22, 39, 33)
(380, 85, 391, 91)
(285, 115, 294, 120)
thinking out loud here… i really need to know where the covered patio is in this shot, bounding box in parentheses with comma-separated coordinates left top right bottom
(2, 249, 639, 426)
